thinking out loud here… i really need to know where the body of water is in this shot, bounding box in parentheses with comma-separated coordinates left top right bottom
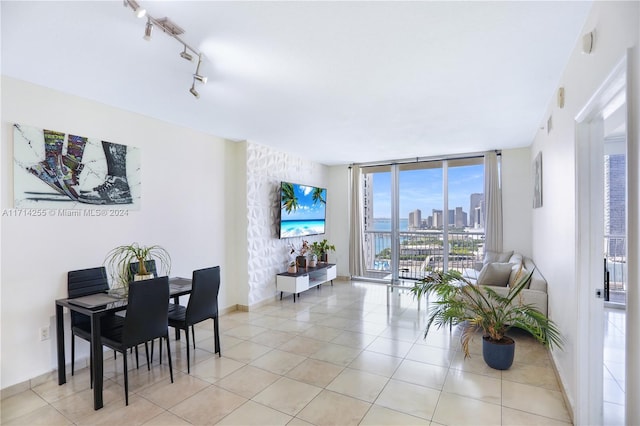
(371, 218, 408, 232)
(280, 219, 325, 238)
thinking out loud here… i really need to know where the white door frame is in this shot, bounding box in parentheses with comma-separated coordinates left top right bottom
(574, 56, 627, 426)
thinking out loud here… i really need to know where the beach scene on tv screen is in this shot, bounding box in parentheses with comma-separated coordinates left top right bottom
(280, 182, 326, 238)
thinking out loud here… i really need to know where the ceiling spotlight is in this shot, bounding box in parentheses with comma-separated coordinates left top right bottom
(180, 47, 193, 62)
(143, 19, 153, 41)
(192, 54, 207, 84)
(189, 82, 200, 99)
(123, 5, 207, 98)
(193, 74, 208, 84)
(124, 0, 146, 18)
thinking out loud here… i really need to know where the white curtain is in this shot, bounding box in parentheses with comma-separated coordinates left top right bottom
(349, 165, 366, 277)
(484, 152, 503, 253)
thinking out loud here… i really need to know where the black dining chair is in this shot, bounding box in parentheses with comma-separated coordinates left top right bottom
(130, 260, 171, 364)
(168, 266, 221, 373)
(99, 276, 174, 405)
(67, 267, 123, 384)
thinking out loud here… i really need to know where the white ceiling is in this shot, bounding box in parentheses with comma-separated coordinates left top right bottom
(1, 1, 592, 165)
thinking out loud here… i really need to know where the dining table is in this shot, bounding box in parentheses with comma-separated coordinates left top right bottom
(55, 276, 192, 410)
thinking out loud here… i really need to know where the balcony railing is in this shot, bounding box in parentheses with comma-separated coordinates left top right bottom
(361, 231, 627, 303)
(363, 229, 485, 281)
(605, 234, 626, 304)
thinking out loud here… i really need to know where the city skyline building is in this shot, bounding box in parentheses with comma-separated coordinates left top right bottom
(455, 206, 467, 228)
(409, 209, 422, 229)
(605, 152, 625, 257)
(362, 173, 375, 268)
(470, 193, 484, 229)
(432, 209, 443, 228)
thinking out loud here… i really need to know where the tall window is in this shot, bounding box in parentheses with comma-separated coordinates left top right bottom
(360, 157, 486, 283)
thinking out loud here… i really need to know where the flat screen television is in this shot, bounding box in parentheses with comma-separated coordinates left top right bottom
(279, 181, 326, 238)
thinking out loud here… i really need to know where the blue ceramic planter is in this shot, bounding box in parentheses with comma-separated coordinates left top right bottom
(482, 335, 515, 370)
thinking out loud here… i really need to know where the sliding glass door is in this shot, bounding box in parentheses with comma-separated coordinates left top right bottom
(359, 157, 486, 283)
(398, 162, 443, 280)
(446, 158, 486, 273)
(362, 166, 392, 281)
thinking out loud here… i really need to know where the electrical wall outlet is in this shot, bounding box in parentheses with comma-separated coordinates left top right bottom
(39, 326, 50, 341)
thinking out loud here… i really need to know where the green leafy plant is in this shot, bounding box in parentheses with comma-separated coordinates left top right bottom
(105, 243, 171, 288)
(310, 239, 336, 258)
(410, 269, 563, 358)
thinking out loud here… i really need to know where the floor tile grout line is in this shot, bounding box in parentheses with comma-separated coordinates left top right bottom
(3, 281, 576, 425)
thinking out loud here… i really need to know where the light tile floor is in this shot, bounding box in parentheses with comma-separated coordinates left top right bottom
(603, 307, 625, 426)
(2, 281, 573, 425)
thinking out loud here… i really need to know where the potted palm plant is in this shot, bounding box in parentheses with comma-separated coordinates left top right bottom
(105, 243, 171, 291)
(410, 268, 563, 370)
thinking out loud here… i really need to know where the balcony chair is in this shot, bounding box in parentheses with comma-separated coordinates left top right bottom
(99, 276, 174, 405)
(168, 266, 221, 373)
(67, 267, 123, 385)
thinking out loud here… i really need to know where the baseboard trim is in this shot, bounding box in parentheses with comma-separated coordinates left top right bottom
(2, 282, 349, 397)
(219, 304, 238, 315)
(549, 350, 574, 424)
(237, 296, 276, 312)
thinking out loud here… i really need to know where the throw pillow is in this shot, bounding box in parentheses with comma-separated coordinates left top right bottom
(508, 261, 523, 287)
(484, 250, 514, 264)
(508, 253, 523, 266)
(477, 262, 513, 287)
(512, 266, 530, 288)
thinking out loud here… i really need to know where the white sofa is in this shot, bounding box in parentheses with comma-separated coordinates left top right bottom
(462, 252, 548, 317)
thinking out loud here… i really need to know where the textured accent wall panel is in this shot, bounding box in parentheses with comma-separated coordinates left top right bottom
(245, 142, 328, 305)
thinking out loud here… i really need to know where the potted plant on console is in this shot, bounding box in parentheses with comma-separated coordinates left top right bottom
(410, 269, 563, 370)
(289, 240, 310, 269)
(310, 239, 336, 263)
(105, 242, 171, 292)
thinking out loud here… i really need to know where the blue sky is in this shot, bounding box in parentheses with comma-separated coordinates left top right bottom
(372, 164, 483, 218)
(281, 184, 326, 221)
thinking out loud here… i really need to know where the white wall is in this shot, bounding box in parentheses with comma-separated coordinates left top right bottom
(627, 40, 640, 425)
(1, 77, 235, 388)
(242, 141, 330, 306)
(327, 165, 350, 278)
(529, 1, 639, 421)
(0, 78, 336, 388)
(501, 148, 532, 257)
(226, 140, 249, 307)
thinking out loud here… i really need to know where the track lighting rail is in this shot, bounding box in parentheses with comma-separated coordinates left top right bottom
(123, 0, 207, 98)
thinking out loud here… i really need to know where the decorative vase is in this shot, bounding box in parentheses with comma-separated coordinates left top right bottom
(482, 335, 515, 370)
(320, 253, 328, 263)
(287, 264, 297, 274)
(296, 256, 307, 268)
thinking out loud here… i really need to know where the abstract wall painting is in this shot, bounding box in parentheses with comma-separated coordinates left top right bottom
(533, 151, 543, 208)
(13, 123, 141, 209)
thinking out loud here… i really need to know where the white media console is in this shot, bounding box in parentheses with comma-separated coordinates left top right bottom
(276, 263, 337, 302)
